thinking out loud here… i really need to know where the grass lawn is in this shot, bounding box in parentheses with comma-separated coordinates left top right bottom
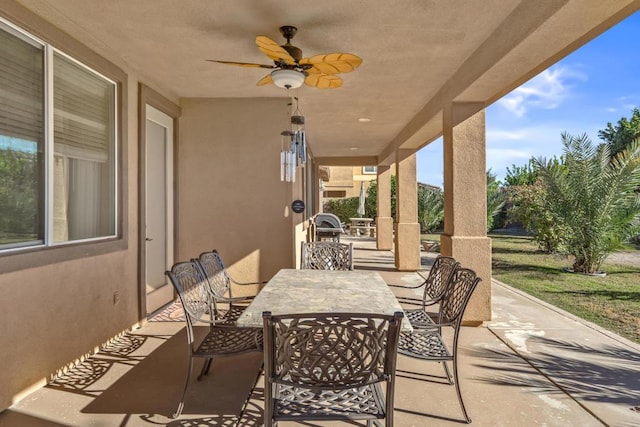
(422, 233, 640, 344)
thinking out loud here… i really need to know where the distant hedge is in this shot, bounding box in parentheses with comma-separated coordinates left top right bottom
(325, 197, 360, 224)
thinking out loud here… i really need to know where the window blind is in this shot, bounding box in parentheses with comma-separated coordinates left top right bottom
(0, 26, 44, 145)
(53, 52, 114, 163)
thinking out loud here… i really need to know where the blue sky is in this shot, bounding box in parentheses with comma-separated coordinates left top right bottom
(417, 10, 640, 186)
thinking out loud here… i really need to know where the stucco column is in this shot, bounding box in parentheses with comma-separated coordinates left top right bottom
(314, 164, 323, 213)
(441, 103, 491, 324)
(376, 165, 393, 250)
(394, 151, 420, 271)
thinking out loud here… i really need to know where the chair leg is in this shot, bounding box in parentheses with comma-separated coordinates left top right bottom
(453, 355, 471, 423)
(264, 382, 273, 427)
(441, 361, 454, 385)
(198, 357, 212, 380)
(173, 356, 194, 418)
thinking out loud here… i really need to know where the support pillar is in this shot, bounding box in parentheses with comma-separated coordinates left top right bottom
(441, 103, 491, 324)
(394, 151, 420, 271)
(376, 165, 393, 250)
(314, 164, 323, 213)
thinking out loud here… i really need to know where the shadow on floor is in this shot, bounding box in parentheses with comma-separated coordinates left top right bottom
(37, 326, 264, 424)
(472, 335, 640, 407)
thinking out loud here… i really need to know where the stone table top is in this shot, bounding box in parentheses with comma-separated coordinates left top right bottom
(349, 217, 374, 223)
(236, 269, 412, 331)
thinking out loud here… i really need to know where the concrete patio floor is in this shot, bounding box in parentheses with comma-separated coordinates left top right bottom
(1, 236, 639, 426)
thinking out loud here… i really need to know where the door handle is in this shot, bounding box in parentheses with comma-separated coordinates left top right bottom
(145, 237, 153, 241)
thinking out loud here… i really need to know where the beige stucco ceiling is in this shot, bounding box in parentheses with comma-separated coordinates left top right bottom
(12, 0, 640, 164)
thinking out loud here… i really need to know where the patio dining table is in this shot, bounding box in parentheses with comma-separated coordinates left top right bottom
(236, 268, 412, 332)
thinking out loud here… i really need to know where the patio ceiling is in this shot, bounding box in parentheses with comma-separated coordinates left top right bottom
(14, 0, 640, 163)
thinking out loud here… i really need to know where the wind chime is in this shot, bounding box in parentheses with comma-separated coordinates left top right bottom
(280, 97, 307, 182)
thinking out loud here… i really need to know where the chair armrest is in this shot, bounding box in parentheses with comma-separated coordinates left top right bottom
(388, 282, 425, 290)
(395, 296, 423, 306)
(396, 297, 439, 307)
(229, 276, 268, 286)
(217, 295, 255, 303)
(203, 317, 245, 326)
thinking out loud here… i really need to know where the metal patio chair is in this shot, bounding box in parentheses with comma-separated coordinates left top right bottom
(262, 311, 404, 427)
(389, 255, 459, 329)
(397, 267, 481, 423)
(195, 249, 266, 322)
(165, 261, 263, 418)
(300, 241, 353, 270)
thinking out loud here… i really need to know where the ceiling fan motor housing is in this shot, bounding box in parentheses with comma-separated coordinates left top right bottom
(279, 26, 302, 62)
(282, 44, 302, 62)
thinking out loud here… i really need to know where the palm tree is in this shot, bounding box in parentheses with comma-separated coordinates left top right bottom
(535, 132, 640, 274)
(418, 185, 444, 232)
(487, 170, 506, 231)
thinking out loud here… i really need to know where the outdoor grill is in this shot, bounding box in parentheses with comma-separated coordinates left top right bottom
(314, 213, 345, 242)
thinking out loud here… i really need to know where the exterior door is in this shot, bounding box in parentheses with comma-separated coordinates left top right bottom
(144, 105, 174, 315)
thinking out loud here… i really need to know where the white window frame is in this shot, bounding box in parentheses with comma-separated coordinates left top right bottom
(0, 17, 118, 253)
(363, 166, 377, 174)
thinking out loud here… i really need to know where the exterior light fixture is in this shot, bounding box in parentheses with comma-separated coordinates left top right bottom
(271, 69, 305, 89)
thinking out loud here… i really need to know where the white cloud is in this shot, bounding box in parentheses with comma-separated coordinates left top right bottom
(486, 129, 527, 140)
(486, 124, 568, 179)
(486, 148, 532, 162)
(487, 124, 566, 148)
(605, 96, 638, 114)
(417, 117, 603, 184)
(497, 65, 587, 117)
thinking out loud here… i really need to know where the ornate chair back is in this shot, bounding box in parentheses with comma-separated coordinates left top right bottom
(439, 267, 482, 326)
(422, 255, 459, 307)
(165, 261, 213, 347)
(300, 241, 353, 270)
(262, 311, 403, 426)
(196, 250, 232, 300)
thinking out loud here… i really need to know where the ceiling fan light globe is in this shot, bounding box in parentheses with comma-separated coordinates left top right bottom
(271, 69, 305, 89)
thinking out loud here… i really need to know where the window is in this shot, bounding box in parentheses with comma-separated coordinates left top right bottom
(0, 19, 117, 251)
(363, 166, 377, 174)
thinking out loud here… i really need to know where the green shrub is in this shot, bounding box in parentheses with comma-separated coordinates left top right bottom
(325, 197, 360, 224)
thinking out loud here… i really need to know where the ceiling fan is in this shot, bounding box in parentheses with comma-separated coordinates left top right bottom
(207, 26, 362, 89)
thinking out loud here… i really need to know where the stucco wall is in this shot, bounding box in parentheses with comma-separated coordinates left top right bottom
(323, 166, 354, 191)
(324, 166, 375, 198)
(0, 1, 179, 410)
(177, 98, 297, 292)
(0, 71, 141, 411)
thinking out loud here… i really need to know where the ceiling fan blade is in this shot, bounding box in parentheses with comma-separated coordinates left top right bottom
(206, 60, 274, 69)
(299, 53, 363, 74)
(304, 73, 343, 89)
(256, 36, 296, 65)
(256, 74, 273, 86)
